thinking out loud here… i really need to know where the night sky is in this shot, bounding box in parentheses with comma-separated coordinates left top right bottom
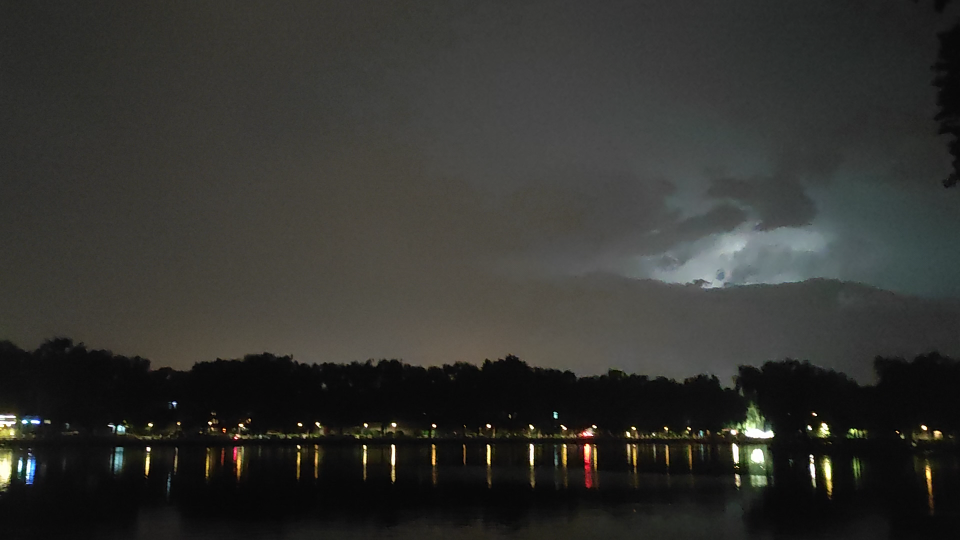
(3, 1, 960, 382)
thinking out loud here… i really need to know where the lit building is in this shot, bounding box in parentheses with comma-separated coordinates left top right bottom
(0, 414, 17, 439)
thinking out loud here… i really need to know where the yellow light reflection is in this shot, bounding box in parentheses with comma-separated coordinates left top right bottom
(296, 447, 302, 481)
(462, 444, 466, 466)
(822, 456, 833, 500)
(625, 443, 631, 465)
(390, 444, 396, 484)
(664, 445, 670, 468)
(687, 445, 693, 471)
(235, 446, 244, 481)
(144, 451, 151, 478)
(313, 445, 319, 480)
(734, 473, 741, 488)
(631, 444, 638, 470)
(486, 444, 492, 489)
(205, 448, 213, 481)
(732, 443, 740, 465)
(173, 448, 179, 475)
(851, 457, 862, 488)
(431, 444, 437, 487)
(925, 461, 934, 515)
(362, 445, 367, 482)
(0, 448, 13, 491)
(561, 444, 568, 489)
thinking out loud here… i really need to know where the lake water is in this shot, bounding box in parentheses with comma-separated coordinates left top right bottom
(0, 442, 957, 539)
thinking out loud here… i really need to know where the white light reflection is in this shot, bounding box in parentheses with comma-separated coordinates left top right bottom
(112, 447, 124, 476)
(23, 454, 36, 485)
(390, 444, 396, 484)
(809, 454, 816, 489)
(529, 443, 536, 489)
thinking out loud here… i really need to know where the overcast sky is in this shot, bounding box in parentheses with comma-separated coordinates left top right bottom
(3, 0, 960, 382)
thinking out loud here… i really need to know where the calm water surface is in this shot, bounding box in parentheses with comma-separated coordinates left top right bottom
(1, 442, 957, 539)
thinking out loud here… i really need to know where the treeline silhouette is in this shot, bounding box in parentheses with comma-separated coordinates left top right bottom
(1, 338, 958, 439)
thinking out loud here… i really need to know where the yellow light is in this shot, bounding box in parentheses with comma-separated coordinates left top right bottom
(176, 422, 181, 426)
(560, 425, 567, 431)
(485, 423, 492, 429)
(921, 425, 929, 431)
(431, 423, 437, 429)
(664, 426, 669, 432)
(811, 412, 818, 417)
(238, 423, 244, 428)
(529, 424, 535, 430)
(297, 422, 303, 428)
(591, 424, 597, 429)
(631, 426, 637, 431)
(363, 423, 369, 428)
(315, 422, 321, 427)
(390, 422, 397, 428)
(147, 422, 154, 428)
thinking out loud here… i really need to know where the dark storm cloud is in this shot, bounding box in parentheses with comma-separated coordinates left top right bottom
(3, 0, 960, 377)
(707, 176, 817, 231)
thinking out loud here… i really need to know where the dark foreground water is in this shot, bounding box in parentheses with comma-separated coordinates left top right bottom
(1, 442, 957, 539)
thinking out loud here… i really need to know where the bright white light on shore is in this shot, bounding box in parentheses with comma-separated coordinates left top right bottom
(743, 428, 774, 439)
(921, 425, 929, 431)
(391, 422, 397, 428)
(750, 448, 764, 464)
(485, 423, 492, 429)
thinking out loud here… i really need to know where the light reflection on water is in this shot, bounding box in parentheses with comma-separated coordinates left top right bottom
(0, 442, 956, 540)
